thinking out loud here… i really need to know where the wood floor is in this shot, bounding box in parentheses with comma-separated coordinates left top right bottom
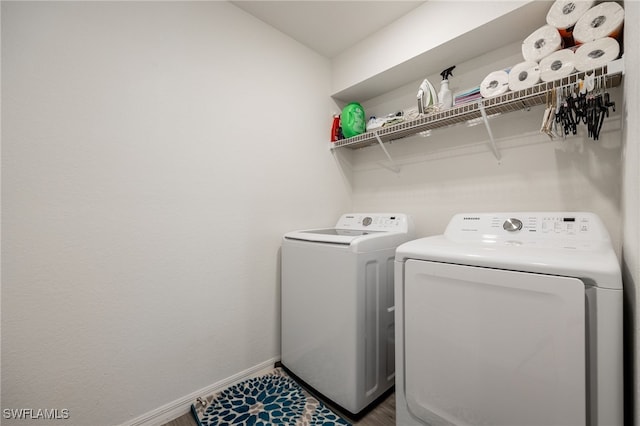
(162, 391, 395, 426)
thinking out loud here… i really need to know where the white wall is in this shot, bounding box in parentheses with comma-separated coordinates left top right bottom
(1, 2, 350, 425)
(621, 1, 640, 423)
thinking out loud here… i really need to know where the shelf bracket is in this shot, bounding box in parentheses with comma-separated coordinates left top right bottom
(373, 131, 401, 173)
(478, 100, 501, 162)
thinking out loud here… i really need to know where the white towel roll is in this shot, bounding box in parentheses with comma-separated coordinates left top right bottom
(546, 0, 595, 31)
(574, 37, 620, 71)
(522, 25, 563, 62)
(546, 0, 595, 46)
(509, 61, 542, 91)
(480, 70, 510, 98)
(573, 2, 624, 44)
(539, 49, 576, 81)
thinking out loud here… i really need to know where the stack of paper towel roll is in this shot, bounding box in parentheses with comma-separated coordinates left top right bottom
(480, 62, 544, 98)
(481, 1, 624, 98)
(546, 0, 594, 47)
(573, 1, 624, 44)
(572, 2, 623, 71)
(544, 0, 624, 47)
(544, 1, 624, 74)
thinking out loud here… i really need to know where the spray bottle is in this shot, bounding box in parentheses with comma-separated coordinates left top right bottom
(438, 65, 456, 109)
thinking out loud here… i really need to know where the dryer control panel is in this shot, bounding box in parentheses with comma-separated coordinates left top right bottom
(336, 213, 412, 233)
(446, 212, 610, 243)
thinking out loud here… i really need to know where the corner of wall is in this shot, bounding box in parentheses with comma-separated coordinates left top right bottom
(621, 1, 640, 424)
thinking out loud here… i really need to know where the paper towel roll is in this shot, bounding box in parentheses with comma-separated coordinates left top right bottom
(480, 70, 510, 98)
(539, 49, 576, 81)
(573, 2, 624, 44)
(508, 61, 541, 91)
(546, 0, 595, 46)
(574, 37, 620, 71)
(522, 25, 563, 62)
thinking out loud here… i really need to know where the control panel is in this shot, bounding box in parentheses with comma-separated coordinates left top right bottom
(335, 213, 411, 232)
(445, 212, 609, 243)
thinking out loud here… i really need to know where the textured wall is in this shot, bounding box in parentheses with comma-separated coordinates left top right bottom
(1, 2, 350, 425)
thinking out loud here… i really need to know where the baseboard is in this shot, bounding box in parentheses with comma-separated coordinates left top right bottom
(120, 357, 280, 426)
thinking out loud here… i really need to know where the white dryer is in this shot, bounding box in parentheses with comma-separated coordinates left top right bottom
(395, 212, 623, 426)
(282, 213, 414, 415)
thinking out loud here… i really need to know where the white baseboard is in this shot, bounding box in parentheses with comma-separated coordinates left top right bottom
(120, 357, 280, 426)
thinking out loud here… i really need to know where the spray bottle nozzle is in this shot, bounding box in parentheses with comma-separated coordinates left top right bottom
(440, 65, 456, 81)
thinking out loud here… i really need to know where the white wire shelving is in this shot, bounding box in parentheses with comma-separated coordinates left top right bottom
(330, 58, 624, 165)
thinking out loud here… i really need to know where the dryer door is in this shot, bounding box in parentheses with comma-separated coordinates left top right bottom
(403, 260, 585, 426)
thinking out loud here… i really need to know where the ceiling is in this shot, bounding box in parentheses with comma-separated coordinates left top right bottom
(230, 1, 426, 58)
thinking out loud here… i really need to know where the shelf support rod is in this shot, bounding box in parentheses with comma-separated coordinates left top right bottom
(373, 131, 400, 173)
(478, 100, 501, 162)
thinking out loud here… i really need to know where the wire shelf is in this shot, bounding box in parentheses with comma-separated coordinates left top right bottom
(331, 60, 624, 150)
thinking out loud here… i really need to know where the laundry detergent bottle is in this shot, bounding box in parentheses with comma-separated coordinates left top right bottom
(341, 102, 366, 138)
(438, 65, 455, 109)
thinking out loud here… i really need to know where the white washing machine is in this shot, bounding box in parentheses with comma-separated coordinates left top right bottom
(395, 212, 623, 426)
(281, 213, 414, 415)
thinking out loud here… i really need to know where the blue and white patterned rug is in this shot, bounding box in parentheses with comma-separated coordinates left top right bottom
(191, 367, 351, 426)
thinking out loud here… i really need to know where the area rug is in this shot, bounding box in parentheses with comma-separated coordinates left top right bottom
(191, 367, 351, 426)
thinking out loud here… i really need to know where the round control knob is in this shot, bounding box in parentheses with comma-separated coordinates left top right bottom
(362, 216, 372, 226)
(503, 218, 523, 232)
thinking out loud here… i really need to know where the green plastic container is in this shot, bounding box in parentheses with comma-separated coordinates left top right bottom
(341, 102, 366, 138)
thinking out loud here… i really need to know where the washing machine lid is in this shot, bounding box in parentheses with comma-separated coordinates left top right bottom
(284, 228, 383, 245)
(396, 212, 622, 289)
(284, 213, 414, 247)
